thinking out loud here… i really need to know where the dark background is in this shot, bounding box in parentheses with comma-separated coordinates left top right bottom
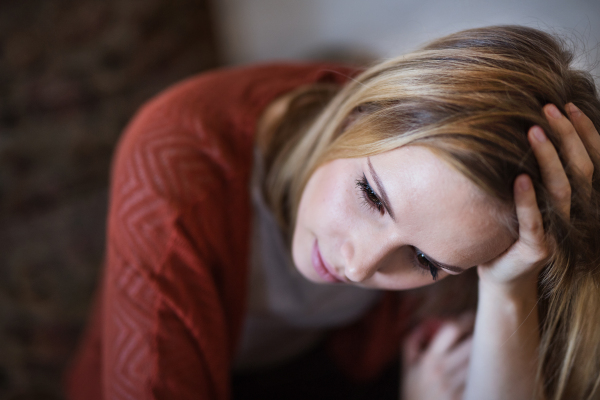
(0, 1, 218, 398)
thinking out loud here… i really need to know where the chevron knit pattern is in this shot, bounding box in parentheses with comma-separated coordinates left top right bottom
(65, 63, 388, 400)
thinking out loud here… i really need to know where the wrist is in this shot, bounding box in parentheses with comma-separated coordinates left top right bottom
(477, 267, 540, 300)
(478, 277, 539, 317)
(468, 275, 541, 400)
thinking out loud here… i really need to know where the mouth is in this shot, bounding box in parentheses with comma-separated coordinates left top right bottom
(311, 240, 344, 283)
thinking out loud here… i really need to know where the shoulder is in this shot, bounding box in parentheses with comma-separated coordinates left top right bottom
(105, 62, 357, 270)
(125, 62, 359, 136)
(111, 62, 358, 199)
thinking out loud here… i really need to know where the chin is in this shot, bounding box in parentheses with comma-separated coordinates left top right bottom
(291, 231, 327, 284)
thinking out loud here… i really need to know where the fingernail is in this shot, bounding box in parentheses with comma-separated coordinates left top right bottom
(566, 103, 581, 116)
(518, 176, 531, 192)
(531, 126, 547, 142)
(546, 104, 562, 119)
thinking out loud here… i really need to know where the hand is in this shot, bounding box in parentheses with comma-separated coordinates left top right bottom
(401, 312, 474, 400)
(477, 103, 599, 291)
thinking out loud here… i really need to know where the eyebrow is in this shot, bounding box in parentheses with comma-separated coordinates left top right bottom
(366, 158, 467, 274)
(367, 157, 396, 221)
(426, 254, 467, 273)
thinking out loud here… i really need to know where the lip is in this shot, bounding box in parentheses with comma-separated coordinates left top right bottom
(311, 240, 344, 283)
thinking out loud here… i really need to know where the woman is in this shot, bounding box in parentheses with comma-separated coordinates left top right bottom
(66, 26, 600, 399)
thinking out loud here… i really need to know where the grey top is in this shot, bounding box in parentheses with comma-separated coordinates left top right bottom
(233, 149, 382, 371)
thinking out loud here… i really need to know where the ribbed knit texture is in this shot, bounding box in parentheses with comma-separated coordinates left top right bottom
(65, 63, 409, 400)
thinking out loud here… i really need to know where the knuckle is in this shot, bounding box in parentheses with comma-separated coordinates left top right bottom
(528, 248, 550, 266)
(442, 322, 461, 337)
(563, 125, 578, 138)
(583, 163, 594, 179)
(529, 241, 550, 260)
(553, 185, 572, 202)
(526, 218, 544, 236)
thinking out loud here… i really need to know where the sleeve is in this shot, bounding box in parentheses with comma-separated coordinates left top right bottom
(91, 88, 250, 400)
(67, 63, 352, 400)
(101, 233, 230, 400)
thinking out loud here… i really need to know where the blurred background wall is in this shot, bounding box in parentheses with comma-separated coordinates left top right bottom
(0, 1, 218, 398)
(214, 0, 600, 76)
(0, 0, 598, 398)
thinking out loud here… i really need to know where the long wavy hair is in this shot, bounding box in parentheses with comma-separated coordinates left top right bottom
(261, 26, 600, 399)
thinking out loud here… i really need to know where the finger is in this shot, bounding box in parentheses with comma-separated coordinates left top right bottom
(428, 313, 475, 355)
(402, 325, 426, 367)
(544, 104, 594, 185)
(513, 175, 547, 260)
(402, 320, 443, 366)
(528, 126, 571, 218)
(444, 335, 473, 372)
(566, 103, 600, 175)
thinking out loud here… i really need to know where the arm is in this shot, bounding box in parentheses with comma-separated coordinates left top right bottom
(465, 277, 540, 399)
(102, 261, 227, 400)
(464, 103, 599, 400)
(465, 173, 544, 400)
(95, 94, 251, 399)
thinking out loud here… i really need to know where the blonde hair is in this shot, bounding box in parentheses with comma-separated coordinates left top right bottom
(262, 25, 600, 399)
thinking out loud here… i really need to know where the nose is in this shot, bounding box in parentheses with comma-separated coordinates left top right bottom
(345, 263, 374, 282)
(341, 238, 394, 283)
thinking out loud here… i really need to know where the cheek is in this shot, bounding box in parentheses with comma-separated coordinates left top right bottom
(361, 246, 446, 290)
(296, 165, 356, 235)
(364, 273, 449, 291)
(292, 163, 360, 272)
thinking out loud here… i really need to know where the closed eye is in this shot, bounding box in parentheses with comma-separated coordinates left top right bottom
(413, 247, 440, 281)
(356, 174, 384, 215)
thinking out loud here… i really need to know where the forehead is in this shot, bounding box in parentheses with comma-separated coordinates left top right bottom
(371, 145, 511, 266)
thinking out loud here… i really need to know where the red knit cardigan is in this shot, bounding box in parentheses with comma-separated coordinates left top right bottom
(65, 63, 409, 400)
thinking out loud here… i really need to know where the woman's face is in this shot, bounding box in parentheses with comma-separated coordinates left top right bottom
(291, 145, 515, 290)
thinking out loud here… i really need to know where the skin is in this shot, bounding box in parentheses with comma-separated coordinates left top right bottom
(292, 143, 515, 291)
(402, 312, 475, 399)
(463, 103, 598, 400)
(290, 102, 599, 399)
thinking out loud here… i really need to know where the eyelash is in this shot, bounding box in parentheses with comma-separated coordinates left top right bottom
(356, 175, 384, 215)
(412, 248, 440, 281)
(355, 175, 440, 281)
